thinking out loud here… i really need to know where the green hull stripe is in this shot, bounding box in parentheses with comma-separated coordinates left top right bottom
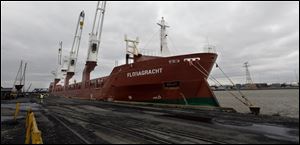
(146, 97, 219, 106)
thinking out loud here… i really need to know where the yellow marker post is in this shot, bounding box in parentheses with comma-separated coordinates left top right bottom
(25, 113, 33, 144)
(26, 108, 32, 128)
(31, 114, 43, 144)
(14, 102, 20, 121)
(25, 109, 43, 144)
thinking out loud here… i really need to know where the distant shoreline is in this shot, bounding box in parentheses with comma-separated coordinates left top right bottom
(213, 87, 299, 91)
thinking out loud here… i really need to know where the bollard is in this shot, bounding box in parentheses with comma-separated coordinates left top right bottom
(249, 106, 260, 115)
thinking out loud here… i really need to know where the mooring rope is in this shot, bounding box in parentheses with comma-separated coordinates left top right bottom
(189, 61, 252, 107)
(215, 63, 253, 106)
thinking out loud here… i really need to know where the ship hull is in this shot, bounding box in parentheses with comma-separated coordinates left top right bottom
(50, 53, 219, 106)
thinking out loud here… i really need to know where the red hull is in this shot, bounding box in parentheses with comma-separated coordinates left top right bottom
(50, 53, 219, 106)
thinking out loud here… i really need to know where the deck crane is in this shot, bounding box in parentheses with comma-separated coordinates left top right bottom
(82, 1, 106, 88)
(51, 41, 63, 92)
(64, 10, 85, 88)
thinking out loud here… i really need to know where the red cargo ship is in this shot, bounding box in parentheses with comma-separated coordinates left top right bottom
(49, 2, 220, 107)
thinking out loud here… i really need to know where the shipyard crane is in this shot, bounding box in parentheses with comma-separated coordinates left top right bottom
(64, 10, 85, 87)
(26, 83, 32, 93)
(25, 83, 32, 97)
(12, 60, 27, 98)
(82, 1, 106, 88)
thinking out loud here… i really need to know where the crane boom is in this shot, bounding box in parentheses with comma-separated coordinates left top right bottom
(51, 41, 63, 92)
(82, 1, 106, 88)
(86, 1, 106, 62)
(67, 10, 85, 73)
(26, 83, 32, 92)
(13, 60, 27, 94)
(22, 62, 27, 92)
(14, 60, 23, 87)
(54, 41, 63, 80)
(64, 10, 85, 88)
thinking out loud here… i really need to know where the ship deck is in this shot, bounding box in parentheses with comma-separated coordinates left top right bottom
(1, 95, 299, 144)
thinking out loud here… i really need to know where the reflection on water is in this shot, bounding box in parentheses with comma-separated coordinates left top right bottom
(214, 89, 299, 118)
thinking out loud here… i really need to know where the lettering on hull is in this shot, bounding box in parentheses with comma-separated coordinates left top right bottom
(127, 68, 163, 78)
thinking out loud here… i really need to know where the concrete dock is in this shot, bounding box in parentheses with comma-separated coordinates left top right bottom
(1, 95, 299, 144)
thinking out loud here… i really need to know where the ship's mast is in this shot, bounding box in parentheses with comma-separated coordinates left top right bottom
(82, 1, 106, 88)
(157, 17, 169, 56)
(64, 10, 85, 88)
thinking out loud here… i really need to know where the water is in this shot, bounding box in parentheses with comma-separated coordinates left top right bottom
(214, 89, 299, 118)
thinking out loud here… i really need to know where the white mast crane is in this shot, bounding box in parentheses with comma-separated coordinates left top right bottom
(54, 41, 63, 80)
(86, 1, 106, 62)
(64, 10, 85, 87)
(51, 41, 63, 92)
(157, 17, 170, 56)
(82, 1, 106, 87)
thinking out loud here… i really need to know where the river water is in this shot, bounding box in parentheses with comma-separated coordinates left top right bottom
(213, 89, 299, 118)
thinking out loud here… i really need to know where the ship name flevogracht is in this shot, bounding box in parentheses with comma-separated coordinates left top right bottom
(127, 68, 162, 78)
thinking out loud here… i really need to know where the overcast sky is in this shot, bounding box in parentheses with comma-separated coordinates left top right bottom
(1, 1, 299, 90)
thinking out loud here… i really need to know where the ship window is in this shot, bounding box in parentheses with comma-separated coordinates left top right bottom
(164, 81, 180, 88)
(70, 60, 75, 65)
(92, 43, 97, 52)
